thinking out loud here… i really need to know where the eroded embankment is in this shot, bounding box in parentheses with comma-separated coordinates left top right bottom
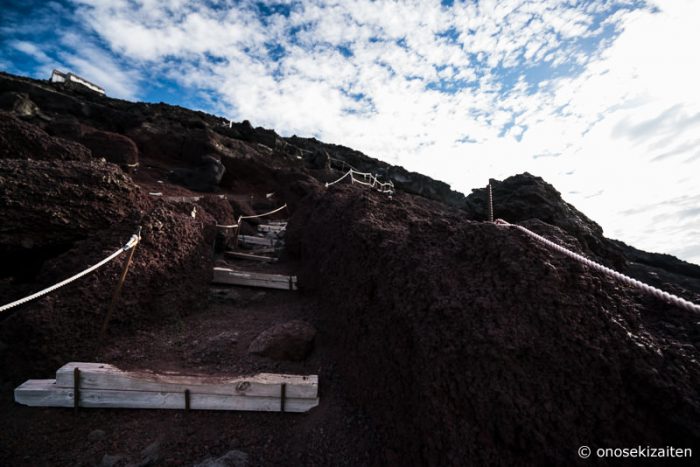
(0, 159, 226, 383)
(290, 185, 700, 465)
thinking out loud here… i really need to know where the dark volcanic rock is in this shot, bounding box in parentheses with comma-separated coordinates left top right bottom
(295, 185, 700, 465)
(0, 92, 43, 118)
(465, 172, 627, 266)
(0, 158, 147, 251)
(287, 135, 467, 207)
(78, 128, 139, 167)
(127, 121, 217, 165)
(248, 320, 316, 361)
(170, 155, 225, 191)
(0, 199, 217, 382)
(0, 112, 91, 161)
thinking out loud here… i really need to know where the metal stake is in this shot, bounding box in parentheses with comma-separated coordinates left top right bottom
(99, 229, 140, 341)
(73, 367, 80, 413)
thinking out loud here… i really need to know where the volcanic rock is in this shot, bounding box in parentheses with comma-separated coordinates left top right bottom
(465, 172, 626, 266)
(248, 320, 317, 361)
(295, 185, 700, 465)
(0, 158, 147, 251)
(0, 92, 43, 118)
(0, 112, 91, 161)
(170, 155, 225, 191)
(78, 128, 139, 167)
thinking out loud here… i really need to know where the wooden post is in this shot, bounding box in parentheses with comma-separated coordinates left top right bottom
(487, 183, 494, 222)
(99, 231, 140, 341)
(232, 216, 243, 250)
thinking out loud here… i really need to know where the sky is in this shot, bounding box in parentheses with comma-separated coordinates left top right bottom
(1, 0, 699, 264)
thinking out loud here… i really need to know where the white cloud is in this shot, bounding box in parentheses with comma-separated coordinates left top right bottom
(58, 33, 141, 99)
(7, 0, 700, 263)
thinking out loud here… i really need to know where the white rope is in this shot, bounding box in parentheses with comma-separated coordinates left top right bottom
(494, 219, 700, 314)
(0, 233, 141, 314)
(215, 224, 239, 229)
(325, 169, 394, 194)
(239, 203, 287, 220)
(325, 170, 354, 187)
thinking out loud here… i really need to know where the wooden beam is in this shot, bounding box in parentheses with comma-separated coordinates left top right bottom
(55, 363, 317, 398)
(212, 268, 297, 291)
(238, 235, 278, 248)
(243, 247, 278, 254)
(225, 251, 278, 263)
(15, 380, 318, 413)
(258, 224, 286, 233)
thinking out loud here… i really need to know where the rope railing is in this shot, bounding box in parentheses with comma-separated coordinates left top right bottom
(228, 204, 289, 249)
(325, 169, 394, 194)
(494, 218, 700, 314)
(216, 204, 289, 229)
(239, 203, 288, 220)
(0, 231, 141, 314)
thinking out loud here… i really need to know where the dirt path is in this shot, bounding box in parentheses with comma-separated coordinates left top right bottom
(0, 218, 381, 466)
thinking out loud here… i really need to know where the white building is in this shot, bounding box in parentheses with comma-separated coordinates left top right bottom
(49, 69, 105, 96)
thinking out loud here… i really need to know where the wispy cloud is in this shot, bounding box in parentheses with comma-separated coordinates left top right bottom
(1, 0, 699, 264)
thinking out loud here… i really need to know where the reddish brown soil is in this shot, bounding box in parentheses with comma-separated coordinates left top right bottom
(1, 282, 379, 466)
(2, 71, 700, 466)
(291, 185, 700, 466)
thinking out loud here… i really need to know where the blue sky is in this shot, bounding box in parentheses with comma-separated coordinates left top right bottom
(2, 0, 700, 264)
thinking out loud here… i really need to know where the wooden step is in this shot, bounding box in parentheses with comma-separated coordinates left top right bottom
(243, 247, 278, 255)
(238, 235, 279, 248)
(14, 363, 319, 413)
(212, 267, 297, 290)
(225, 251, 278, 263)
(55, 363, 317, 398)
(258, 224, 286, 233)
(15, 380, 317, 412)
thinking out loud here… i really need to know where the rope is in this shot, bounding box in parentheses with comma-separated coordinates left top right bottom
(239, 203, 287, 220)
(0, 232, 141, 314)
(325, 170, 353, 187)
(325, 169, 394, 194)
(494, 219, 700, 314)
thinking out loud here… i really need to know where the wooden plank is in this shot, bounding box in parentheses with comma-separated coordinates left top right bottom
(258, 224, 286, 233)
(212, 268, 297, 291)
(15, 380, 318, 413)
(245, 247, 278, 254)
(213, 268, 296, 284)
(225, 251, 278, 263)
(55, 363, 316, 398)
(238, 235, 277, 247)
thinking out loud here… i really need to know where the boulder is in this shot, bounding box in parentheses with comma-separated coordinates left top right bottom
(248, 320, 316, 361)
(0, 91, 43, 118)
(0, 158, 148, 252)
(169, 155, 225, 191)
(46, 117, 139, 167)
(0, 112, 91, 161)
(79, 129, 139, 167)
(464, 172, 626, 267)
